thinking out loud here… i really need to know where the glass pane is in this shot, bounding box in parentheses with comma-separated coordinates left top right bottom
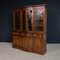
(22, 11, 26, 31)
(36, 9, 43, 31)
(28, 10, 32, 31)
(15, 11, 20, 30)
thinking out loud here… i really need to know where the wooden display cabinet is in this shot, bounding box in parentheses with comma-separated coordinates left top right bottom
(12, 4, 47, 55)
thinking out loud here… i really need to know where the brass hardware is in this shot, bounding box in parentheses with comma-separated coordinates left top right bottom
(39, 35, 41, 37)
(27, 34, 29, 36)
(33, 34, 36, 37)
(16, 33, 19, 35)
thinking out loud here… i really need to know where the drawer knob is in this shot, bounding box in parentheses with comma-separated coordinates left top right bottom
(33, 34, 36, 37)
(17, 33, 19, 35)
(27, 34, 29, 36)
(39, 35, 41, 37)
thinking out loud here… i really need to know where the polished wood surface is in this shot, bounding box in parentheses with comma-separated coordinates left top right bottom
(12, 5, 47, 55)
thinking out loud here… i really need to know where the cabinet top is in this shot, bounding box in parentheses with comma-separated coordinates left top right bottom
(24, 4, 46, 7)
(13, 4, 46, 10)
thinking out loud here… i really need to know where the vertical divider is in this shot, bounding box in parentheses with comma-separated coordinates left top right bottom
(42, 6, 46, 33)
(20, 10, 23, 32)
(26, 8, 28, 32)
(32, 8, 34, 32)
(33, 7, 36, 32)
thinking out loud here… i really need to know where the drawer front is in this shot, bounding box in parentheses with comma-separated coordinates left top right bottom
(20, 33, 25, 37)
(32, 34, 43, 38)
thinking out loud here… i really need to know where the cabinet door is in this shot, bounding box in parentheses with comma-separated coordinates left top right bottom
(20, 33, 26, 49)
(34, 6, 45, 32)
(32, 34, 43, 53)
(13, 10, 22, 32)
(26, 7, 33, 32)
(13, 35, 19, 46)
(15, 10, 20, 31)
(25, 33, 32, 51)
(19, 34, 24, 48)
(22, 35, 28, 50)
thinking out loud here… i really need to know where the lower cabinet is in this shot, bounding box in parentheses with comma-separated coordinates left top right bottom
(13, 33, 46, 55)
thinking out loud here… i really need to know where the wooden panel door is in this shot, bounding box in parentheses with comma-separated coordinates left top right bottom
(19, 34, 23, 48)
(32, 34, 43, 53)
(13, 35, 19, 46)
(25, 33, 32, 51)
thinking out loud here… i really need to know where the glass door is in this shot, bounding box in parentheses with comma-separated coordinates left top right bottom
(35, 7, 44, 32)
(27, 7, 33, 31)
(14, 10, 20, 31)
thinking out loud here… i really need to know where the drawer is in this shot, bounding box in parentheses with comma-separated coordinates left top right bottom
(20, 33, 25, 37)
(26, 33, 32, 37)
(32, 34, 43, 38)
(13, 32, 20, 35)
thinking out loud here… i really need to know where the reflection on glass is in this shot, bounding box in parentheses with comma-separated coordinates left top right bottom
(23, 11, 26, 31)
(36, 10, 43, 31)
(28, 10, 32, 31)
(15, 11, 20, 30)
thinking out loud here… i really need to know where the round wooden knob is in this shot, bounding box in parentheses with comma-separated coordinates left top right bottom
(39, 35, 41, 37)
(27, 34, 29, 36)
(17, 33, 19, 35)
(33, 34, 36, 37)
